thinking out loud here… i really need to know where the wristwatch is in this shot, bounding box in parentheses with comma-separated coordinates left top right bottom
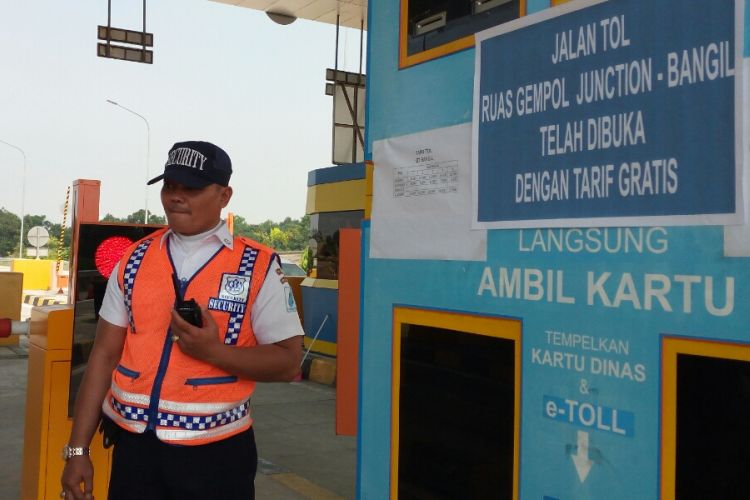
(62, 445, 90, 461)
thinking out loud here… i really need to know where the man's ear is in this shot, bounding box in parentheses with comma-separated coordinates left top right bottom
(221, 186, 233, 208)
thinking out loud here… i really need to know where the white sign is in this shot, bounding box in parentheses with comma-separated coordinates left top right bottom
(371, 123, 487, 261)
(27, 226, 49, 247)
(26, 248, 49, 257)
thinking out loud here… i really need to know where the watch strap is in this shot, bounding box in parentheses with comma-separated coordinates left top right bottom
(62, 445, 91, 460)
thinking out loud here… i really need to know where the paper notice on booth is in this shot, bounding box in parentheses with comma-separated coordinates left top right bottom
(371, 122, 487, 261)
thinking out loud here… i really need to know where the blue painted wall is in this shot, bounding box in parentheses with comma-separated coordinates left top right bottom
(301, 285, 338, 345)
(361, 224, 750, 498)
(308, 163, 366, 186)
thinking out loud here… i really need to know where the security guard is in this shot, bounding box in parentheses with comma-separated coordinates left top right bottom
(61, 141, 303, 499)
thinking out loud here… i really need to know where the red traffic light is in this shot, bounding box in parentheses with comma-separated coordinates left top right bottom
(94, 236, 134, 279)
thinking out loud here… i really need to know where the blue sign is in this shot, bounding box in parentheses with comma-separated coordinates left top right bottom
(472, 0, 744, 228)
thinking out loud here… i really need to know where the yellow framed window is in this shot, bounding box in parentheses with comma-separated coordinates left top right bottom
(391, 306, 521, 499)
(661, 337, 750, 499)
(399, 0, 527, 69)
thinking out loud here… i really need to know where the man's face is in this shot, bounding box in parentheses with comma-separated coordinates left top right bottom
(160, 181, 233, 235)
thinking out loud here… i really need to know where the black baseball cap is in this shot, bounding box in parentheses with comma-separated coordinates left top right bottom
(147, 141, 232, 188)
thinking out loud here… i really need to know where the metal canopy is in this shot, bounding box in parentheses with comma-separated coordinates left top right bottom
(210, 0, 367, 29)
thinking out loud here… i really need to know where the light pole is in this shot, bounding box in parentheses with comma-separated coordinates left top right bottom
(0, 139, 27, 258)
(107, 99, 151, 224)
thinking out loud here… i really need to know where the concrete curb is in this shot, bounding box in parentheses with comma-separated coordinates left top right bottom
(22, 294, 67, 306)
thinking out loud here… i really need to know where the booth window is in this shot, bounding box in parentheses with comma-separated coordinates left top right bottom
(400, 0, 525, 68)
(310, 210, 363, 280)
(661, 337, 750, 499)
(391, 307, 520, 499)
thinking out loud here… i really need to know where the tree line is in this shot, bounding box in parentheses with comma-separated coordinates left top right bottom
(0, 207, 310, 258)
(0, 208, 72, 260)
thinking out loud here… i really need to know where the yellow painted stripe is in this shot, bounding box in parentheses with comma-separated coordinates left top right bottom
(303, 337, 337, 357)
(269, 472, 345, 500)
(306, 179, 366, 214)
(301, 278, 339, 289)
(390, 307, 521, 499)
(364, 161, 374, 219)
(364, 195, 372, 220)
(661, 337, 750, 500)
(399, 0, 528, 69)
(365, 161, 374, 197)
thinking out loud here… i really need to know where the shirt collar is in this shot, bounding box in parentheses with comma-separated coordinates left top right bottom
(159, 220, 234, 250)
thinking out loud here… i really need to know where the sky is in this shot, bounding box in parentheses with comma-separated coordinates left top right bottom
(0, 0, 366, 225)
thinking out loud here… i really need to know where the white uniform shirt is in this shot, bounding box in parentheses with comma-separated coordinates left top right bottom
(99, 221, 304, 344)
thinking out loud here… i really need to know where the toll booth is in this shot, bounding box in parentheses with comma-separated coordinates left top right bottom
(213, 0, 749, 497)
(302, 163, 366, 359)
(356, 0, 750, 499)
(22, 180, 163, 499)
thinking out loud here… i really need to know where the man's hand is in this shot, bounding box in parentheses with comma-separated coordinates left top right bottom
(61, 456, 94, 500)
(170, 306, 222, 362)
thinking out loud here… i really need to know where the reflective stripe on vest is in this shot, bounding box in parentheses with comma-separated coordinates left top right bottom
(109, 396, 250, 430)
(102, 396, 251, 444)
(224, 246, 258, 345)
(122, 239, 153, 333)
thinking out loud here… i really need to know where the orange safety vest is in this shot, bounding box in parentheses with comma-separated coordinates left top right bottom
(102, 228, 276, 446)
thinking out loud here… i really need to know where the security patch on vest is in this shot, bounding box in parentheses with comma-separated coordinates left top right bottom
(208, 298, 246, 314)
(208, 273, 251, 313)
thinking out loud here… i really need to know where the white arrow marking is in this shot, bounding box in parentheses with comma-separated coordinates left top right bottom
(572, 430, 593, 483)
